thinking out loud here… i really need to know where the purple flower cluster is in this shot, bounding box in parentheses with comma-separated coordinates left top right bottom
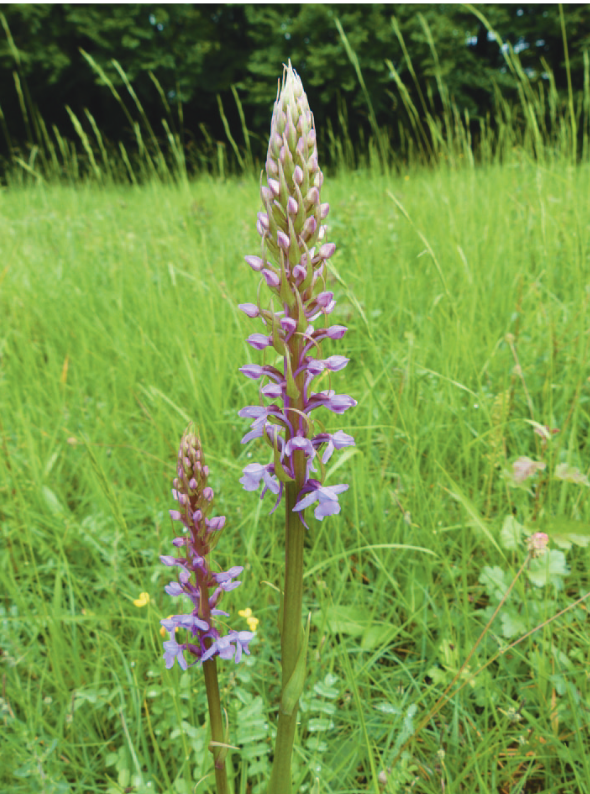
(161, 426, 253, 670)
(239, 62, 356, 523)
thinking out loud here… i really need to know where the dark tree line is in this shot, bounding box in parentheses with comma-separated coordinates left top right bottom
(1, 4, 589, 168)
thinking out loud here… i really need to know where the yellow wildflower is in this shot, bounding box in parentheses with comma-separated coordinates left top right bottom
(238, 607, 259, 632)
(133, 592, 150, 607)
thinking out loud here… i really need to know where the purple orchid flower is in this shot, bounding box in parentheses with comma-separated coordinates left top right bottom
(160, 427, 251, 669)
(238, 62, 355, 524)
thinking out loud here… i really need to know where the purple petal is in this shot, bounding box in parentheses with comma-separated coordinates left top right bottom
(239, 303, 260, 318)
(306, 391, 356, 415)
(247, 333, 272, 350)
(160, 555, 185, 567)
(285, 436, 315, 459)
(306, 186, 319, 205)
(241, 424, 266, 444)
(294, 483, 349, 516)
(293, 490, 319, 512)
(303, 217, 317, 236)
(315, 500, 342, 519)
(163, 638, 188, 671)
(316, 325, 348, 342)
(262, 269, 280, 289)
(281, 317, 297, 336)
(239, 406, 268, 420)
(240, 364, 266, 380)
(277, 230, 290, 251)
(262, 468, 281, 495)
(325, 394, 357, 414)
(325, 355, 349, 371)
(240, 463, 266, 491)
(315, 291, 334, 308)
(257, 212, 270, 230)
(261, 383, 282, 399)
(245, 255, 264, 272)
(213, 566, 244, 582)
(319, 430, 356, 463)
(207, 516, 226, 532)
(319, 243, 336, 259)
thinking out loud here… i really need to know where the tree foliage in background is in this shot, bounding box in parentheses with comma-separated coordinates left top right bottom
(0, 3, 589, 169)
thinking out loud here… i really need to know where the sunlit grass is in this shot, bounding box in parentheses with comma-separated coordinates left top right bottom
(2, 152, 590, 793)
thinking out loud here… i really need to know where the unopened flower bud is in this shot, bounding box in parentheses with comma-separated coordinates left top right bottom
(239, 303, 260, 318)
(319, 243, 336, 260)
(306, 187, 319, 206)
(245, 255, 264, 272)
(277, 230, 290, 251)
(302, 217, 317, 237)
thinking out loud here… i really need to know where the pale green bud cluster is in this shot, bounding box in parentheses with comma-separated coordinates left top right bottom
(254, 61, 333, 290)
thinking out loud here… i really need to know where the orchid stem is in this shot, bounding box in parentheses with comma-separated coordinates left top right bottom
(269, 479, 306, 794)
(202, 655, 230, 794)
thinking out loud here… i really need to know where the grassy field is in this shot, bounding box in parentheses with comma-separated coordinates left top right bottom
(2, 154, 590, 794)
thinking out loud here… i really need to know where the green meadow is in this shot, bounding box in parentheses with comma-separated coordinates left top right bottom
(3, 156, 590, 793)
(3, 15, 590, 791)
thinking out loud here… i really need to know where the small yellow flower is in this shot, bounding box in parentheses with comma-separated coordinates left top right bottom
(160, 615, 178, 638)
(239, 607, 259, 632)
(133, 592, 150, 607)
(404, 175, 410, 181)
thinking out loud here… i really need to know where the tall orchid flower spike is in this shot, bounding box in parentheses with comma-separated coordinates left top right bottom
(240, 62, 356, 794)
(161, 425, 252, 794)
(239, 60, 356, 522)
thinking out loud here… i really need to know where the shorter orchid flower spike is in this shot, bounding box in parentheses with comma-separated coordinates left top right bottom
(160, 425, 250, 670)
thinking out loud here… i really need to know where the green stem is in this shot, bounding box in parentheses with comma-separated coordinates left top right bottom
(269, 324, 308, 794)
(200, 570, 230, 794)
(268, 479, 306, 794)
(202, 656, 231, 794)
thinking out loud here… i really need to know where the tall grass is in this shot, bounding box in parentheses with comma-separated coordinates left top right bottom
(1, 8, 590, 184)
(3, 149, 590, 794)
(3, 8, 590, 794)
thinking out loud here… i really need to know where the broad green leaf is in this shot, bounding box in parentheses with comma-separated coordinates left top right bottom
(479, 565, 509, 601)
(527, 549, 569, 588)
(312, 605, 367, 637)
(535, 516, 590, 550)
(500, 515, 523, 550)
(361, 623, 397, 651)
(500, 609, 527, 639)
(314, 674, 339, 699)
